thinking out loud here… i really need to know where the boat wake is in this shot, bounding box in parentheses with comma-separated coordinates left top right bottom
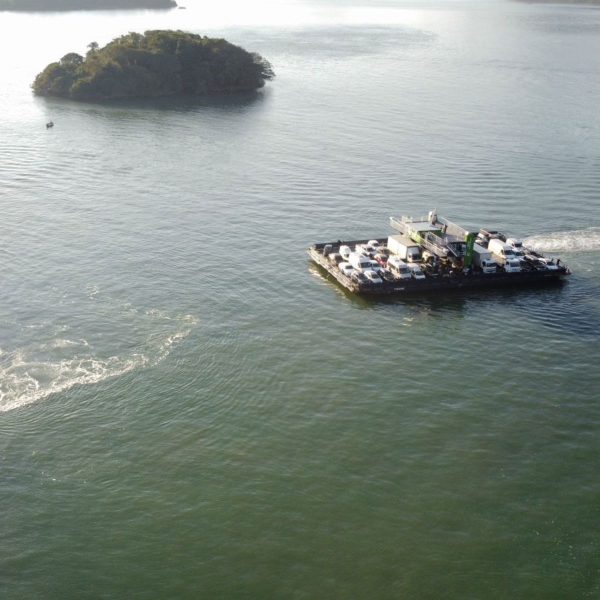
(524, 227, 600, 253)
(0, 297, 198, 413)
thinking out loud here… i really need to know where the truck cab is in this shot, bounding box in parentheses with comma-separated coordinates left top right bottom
(503, 258, 522, 273)
(472, 243, 498, 274)
(479, 259, 498, 274)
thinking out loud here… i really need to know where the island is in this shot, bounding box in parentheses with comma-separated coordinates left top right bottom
(0, 0, 177, 10)
(32, 31, 275, 101)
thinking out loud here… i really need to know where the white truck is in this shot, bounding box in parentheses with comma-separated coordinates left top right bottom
(387, 234, 421, 262)
(503, 258, 522, 273)
(387, 256, 412, 280)
(488, 239, 517, 260)
(488, 239, 521, 273)
(472, 243, 498, 274)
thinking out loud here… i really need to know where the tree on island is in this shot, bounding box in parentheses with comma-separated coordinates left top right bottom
(0, 0, 177, 10)
(32, 30, 275, 101)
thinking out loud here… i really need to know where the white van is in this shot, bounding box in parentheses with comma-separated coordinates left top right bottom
(387, 256, 412, 280)
(348, 252, 372, 272)
(488, 238, 516, 260)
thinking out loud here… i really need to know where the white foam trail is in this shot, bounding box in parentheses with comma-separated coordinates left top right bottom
(153, 316, 199, 364)
(0, 313, 198, 413)
(0, 354, 148, 413)
(524, 227, 600, 253)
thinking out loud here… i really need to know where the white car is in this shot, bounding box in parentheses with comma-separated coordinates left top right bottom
(537, 257, 560, 271)
(363, 269, 383, 284)
(381, 269, 397, 282)
(355, 243, 377, 258)
(339, 262, 354, 277)
(407, 263, 426, 280)
(351, 271, 369, 284)
(339, 245, 352, 260)
(368, 259, 384, 274)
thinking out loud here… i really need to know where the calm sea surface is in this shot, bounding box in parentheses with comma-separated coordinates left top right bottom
(1, 1, 599, 598)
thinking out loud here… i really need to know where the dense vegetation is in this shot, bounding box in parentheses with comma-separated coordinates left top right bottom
(0, 0, 176, 10)
(32, 31, 274, 101)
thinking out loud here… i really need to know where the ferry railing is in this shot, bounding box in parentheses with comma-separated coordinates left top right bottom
(419, 233, 449, 257)
(389, 216, 409, 234)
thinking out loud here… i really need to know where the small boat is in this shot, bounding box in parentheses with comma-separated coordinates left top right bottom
(46, 121, 54, 129)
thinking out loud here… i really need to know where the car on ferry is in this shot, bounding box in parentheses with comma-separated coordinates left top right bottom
(502, 258, 522, 273)
(327, 252, 343, 265)
(368, 259, 385, 275)
(355, 243, 378, 258)
(351, 271, 369, 284)
(387, 256, 412, 280)
(339, 245, 352, 260)
(363, 269, 383, 284)
(348, 252, 372, 272)
(339, 262, 354, 277)
(407, 263, 426, 280)
(536, 256, 560, 270)
(374, 253, 388, 267)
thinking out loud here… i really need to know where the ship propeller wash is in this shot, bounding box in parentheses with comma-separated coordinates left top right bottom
(308, 210, 571, 297)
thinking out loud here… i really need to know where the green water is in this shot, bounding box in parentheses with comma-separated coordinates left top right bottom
(1, 1, 600, 598)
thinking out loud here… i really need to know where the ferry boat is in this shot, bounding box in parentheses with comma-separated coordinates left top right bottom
(308, 211, 571, 297)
